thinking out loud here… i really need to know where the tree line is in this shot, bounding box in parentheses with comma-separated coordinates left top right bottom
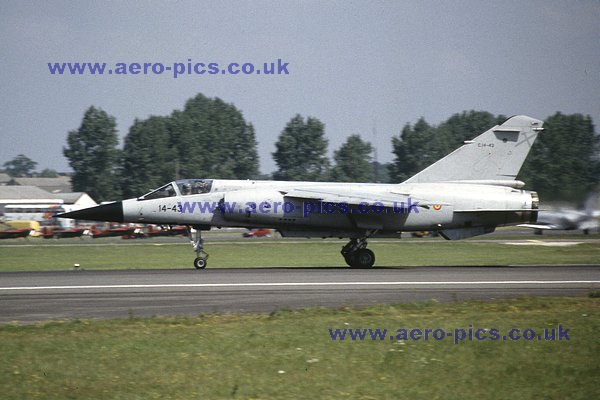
(3, 93, 598, 204)
(63, 94, 260, 201)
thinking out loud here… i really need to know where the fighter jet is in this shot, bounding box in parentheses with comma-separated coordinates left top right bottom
(58, 115, 544, 269)
(518, 195, 599, 234)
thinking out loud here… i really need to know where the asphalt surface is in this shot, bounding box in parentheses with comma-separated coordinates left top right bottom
(1, 265, 599, 323)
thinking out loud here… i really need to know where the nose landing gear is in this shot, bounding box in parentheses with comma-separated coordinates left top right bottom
(188, 226, 209, 269)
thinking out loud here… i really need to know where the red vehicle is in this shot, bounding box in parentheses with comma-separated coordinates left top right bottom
(145, 225, 188, 237)
(91, 225, 138, 238)
(42, 227, 88, 239)
(243, 228, 272, 238)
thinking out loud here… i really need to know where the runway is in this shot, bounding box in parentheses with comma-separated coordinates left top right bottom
(1, 265, 599, 323)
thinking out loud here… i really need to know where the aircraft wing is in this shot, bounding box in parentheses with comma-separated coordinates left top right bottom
(282, 188, 436, 209)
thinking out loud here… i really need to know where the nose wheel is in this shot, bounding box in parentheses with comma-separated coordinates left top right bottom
(188, 226, 209, 269)
(193, 256, 207, 269)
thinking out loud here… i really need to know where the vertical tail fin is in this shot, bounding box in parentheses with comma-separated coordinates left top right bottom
(403, 115, 543, 184)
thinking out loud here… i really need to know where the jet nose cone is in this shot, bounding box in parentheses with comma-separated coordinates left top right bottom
(57, 201, 124, 222)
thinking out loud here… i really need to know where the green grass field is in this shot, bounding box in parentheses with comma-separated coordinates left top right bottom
(1, 297, 598, 399)
(1, 235, 598, 398)
(1, 235, 599, 271)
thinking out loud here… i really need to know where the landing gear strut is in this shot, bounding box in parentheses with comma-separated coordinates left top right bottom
(341, 230, 377, 268)
(188, 226, 209, 269)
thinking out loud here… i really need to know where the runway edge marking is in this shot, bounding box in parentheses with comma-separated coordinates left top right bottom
(1, 280, 599, 291)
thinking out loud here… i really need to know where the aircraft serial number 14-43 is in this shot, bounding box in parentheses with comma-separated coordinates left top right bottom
(59, 115, 544, 269)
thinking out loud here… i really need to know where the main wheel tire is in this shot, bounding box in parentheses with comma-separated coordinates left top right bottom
(193, 257, 207, 269)
(349, 249, 375, 269)
(343, 253, 355, 267)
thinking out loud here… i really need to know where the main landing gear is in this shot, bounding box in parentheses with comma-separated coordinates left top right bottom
(341, 230, 377, 269)
(187, 227, 377, 270)
(188, 226, 209, 269)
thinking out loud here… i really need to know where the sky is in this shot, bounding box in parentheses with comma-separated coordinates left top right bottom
(1, 0, 599, 176)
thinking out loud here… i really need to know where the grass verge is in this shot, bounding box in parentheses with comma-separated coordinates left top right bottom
(0, 297, 598, 399)
(0, 237, 599, 271)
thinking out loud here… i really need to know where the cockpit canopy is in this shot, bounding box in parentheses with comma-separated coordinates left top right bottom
(139, 179, 213, 200)
(176, 179, 213, 195)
